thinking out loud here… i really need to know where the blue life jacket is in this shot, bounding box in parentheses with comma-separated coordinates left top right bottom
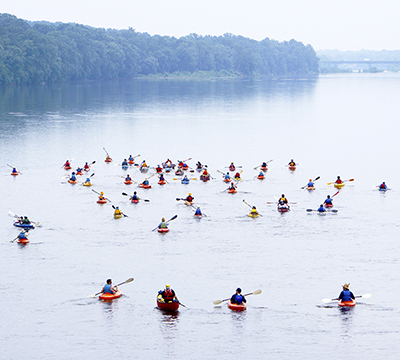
(195, 209, 202, 215)
(325, 198, 332, 204)
(143, 180, 149, 185)
(235, 294, 243, 304)
(19, 232, 26, 239)
(308, 182, 314, 187)
(225, 174, 230, 179)
(341, 290, 352, 301)
(132, 195, 139, 200)
(103, 284, 113, 294)
(71, 175, 76, 181)
(122, 161, 128, 166)
(318, 206, 326, 212)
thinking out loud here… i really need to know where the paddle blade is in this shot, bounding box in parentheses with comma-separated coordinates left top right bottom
(348, 178, 354, 182)
(322, 298, 335, 303)
(252, 289, 262, 295)
(327, 182, 333, 185)
(168, 215, 178, 221)
(361, 293, 371, 299)
(306, 209, 314, 212)
(331, 209, 338, 213)
(122, 192, 128, 196)
(213, 299, 223, 305)
(123, 277, 134, 284)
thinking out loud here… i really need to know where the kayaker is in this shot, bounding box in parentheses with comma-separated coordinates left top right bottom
(22, 216, 31, 224)
(131, 191, 139, 201)
(159, 284, 179, 303)
(307, 179, 314, 187)
(234, 172, 241, 179)
(178, 160, 184, 168)
(76, 167, 83, 174)
(158, 217, 169, 229)
(125, 174, 132, 181)
(229, 182, 237, 191)
(114, 207, 122, 216)
(122, 159, 128, 166)
(194, 207, 202, 216)
(279, 194, 288, 204)
(106, 155, 112, 161)
(12, 167, 18, 173)
(128, 155, 134, 162)
(224, 172, 231, 180)
(230, 288, 247, 305)
(141, 160, 147, 168)
(182, 175, 189, 182)
(64, 160, 70, 167)
(338, 283, 355, 302)
(317, 204, 326, 213)
(101, 279, 118, 295)
(278, 200, 290, 210)
(84, 162, 90, 171)
(324, 195, 333, 206)
(18, 230, 29, 240)
(196, 161, 202, 169)
(335, 176, 343, 184)
(99, 191, 105, 201)
(229, 162, 236, 171)
(288, 159, 296, 166)
(70, 172, 77, 181)
(379, 182, 387, 189)
(262, 162, 267, 168)
(84, 177, 91, 185)
(258, 171, 264, 177)
(202, 169, 209, 176)
(186, 193, 194, 202)
(156, 165, 163, 173)
(159, 174, 166, 182)
(250, 206, 259, 216)
(142, 178, 150, 186)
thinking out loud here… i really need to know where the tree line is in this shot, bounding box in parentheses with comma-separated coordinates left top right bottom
(0, 13, 319, 84)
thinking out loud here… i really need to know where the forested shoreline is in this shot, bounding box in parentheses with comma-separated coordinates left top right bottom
(0, 13, 319, 84)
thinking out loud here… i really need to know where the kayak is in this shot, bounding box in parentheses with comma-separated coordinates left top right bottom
(334, 182, 345, 189)
(338, 300, 356, 307)
(84, 166, 90, 172)
(158, 227, 169, 233)
(181, 179, 190, 184)
(105, 158, 112, 163)
(17, 238, 29, 244)
(114, 213, 123, 219)
(234, 177, 241, 181)
(97, 199, 107, 204)
(11, 171, 18, 176)
(124, 180, 133, 185)
(76, 171, 83, 176)
(324, 203, 333, 208)
(68, 179, 78, 184)
(158, 180, 166, 185)
(140, 167, 149, 173)
(306, 186, 315, 190)
(83, 182, 92, 187)
(182, 165, 189, 171)
(227, 300, 246, 311)
(228, 189, 237, 194)
(223, 178, 231, 183)
(131, 199, 139, 203)
(248, 212, 259, 218)
(257, 175, 265, 180)
(288, 165, 296, 171)
(260, 166, 268, 171)
(157, 298, 179, 311)
(379, 188, 388, 192)
(99, 290, 122, 301)
(139, 184, 151, 189)
(278, 205, 289, 212)
(200, 175, 210, 182)
(175, 170, 184, 176)
(196, 166, 203, 172)
(194, 214, 203, 218)
(185, 200, 194, 206)
(165, 166, 173, 172)
(13, 222, 35, 229)
(229, 166, 236, 171)
(64, 165, 71, 170)
(128, 160, 135, 165)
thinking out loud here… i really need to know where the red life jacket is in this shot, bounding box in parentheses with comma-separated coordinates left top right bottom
(163, 289, 174, 301)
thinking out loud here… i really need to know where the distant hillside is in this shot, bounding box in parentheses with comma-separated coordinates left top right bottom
(0, 13, 319, 84)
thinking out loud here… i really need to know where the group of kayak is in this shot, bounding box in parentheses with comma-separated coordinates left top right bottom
(11, 215, 39, 244)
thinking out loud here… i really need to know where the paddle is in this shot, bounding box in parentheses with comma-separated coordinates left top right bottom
(112, 205, 128, 217)
(91, 189, 112, 202)
(301, 176, 320, 189)
(243, 199, 262, 216)
(306, 209, 338, 213)
(254, 159, 273, 170)
(322, 293, 371, 303)
(172, 177, 197, 181)
(121, 192, 150, 202)
(103, 147, 111, 156)
(88, 277, 134, 298)
(8, 164, 23, 175)
(8, 211, 19, 218)
(82, 173, 95, 185)
(152, 215, 178, 231)
(253, 171, 265, 179)
(327, 179, 354, 185)
(213, 289, 262, 305)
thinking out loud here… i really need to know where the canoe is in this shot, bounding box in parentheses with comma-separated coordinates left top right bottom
(140, 167, 149, 173)
(114, 213, 123, 219)
(157, 298, 179, 311)
(99, 290, 122, 301)
(17, 238, 29, 244)
(68, 179, 78, 184)
(223, 178, 231, 183)
(158, 227, 169, 233)
(248, 212, 259, 218)
(288, 165, 296, 171)
(200, 175, 210, 182)
(228, 189, 237, 194)
(83, 182, 92, 187)
(181, 180, 190, 184)
(227, 300, 246, 311)
(324, 203, 333, 208)
(334, 182, 345, 189)
(139, 184, 151, 189)
(158, 180, 166, 185)
(11, 172, 18, 176)
(13, 222, 34, 229)
(278, 205, 289, 212)
(306, 186, 315, 190)
(124, 180, 133, 185)
(131, 199, 139, 203)
(105, 158, 112, 163)
(97, 199, 107, 204)
(257, 175, 265, 180)
(338, 300, 356, 307)
(64, 165, 71, 170)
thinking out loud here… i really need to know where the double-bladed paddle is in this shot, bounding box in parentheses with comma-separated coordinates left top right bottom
(88, 278, 134, 298)
(213, 289, 262, 305)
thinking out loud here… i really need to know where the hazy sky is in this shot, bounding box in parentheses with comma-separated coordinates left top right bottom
(2, 0, 400, 51)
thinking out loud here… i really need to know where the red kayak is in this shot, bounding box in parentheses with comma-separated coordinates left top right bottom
(194, 214, 202, 218)
(324, 203, 333, 208)
(99, 290, 122, 301)
(11, 171, 19, 176)
(200, 175, 210, 182)
(158, 180, 166, 185)
(338, 300, 356, 307)
(105, 158, 112, 163)
(227, 300, 246, 311)
(139, 184, 151, 189)
(64, 165, 71, 170)
(260, 166, 268, 171)
(97, 199, 107, 204)
(278, 205, 289, 212)
(17, 238, 29, 244)
(288, 165, 296, 171)
(158, 228, 169, 233)
(131, 199, 139, 203)
(157, 299, 179, 311)
(257, 175, 265, 180)
(124, 180, 133, 185)
(228, 189, 237, 194)
(229, 166, 236, 171)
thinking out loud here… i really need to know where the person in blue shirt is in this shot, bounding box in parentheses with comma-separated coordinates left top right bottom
(230, 288, 247, 305)
(128, 155, 134, 162)
(142, 178, 149, 185)
(76, 167, 83, 174)
(379, 182, 387, 189)
(19, 230, 29, 240)
(224, 172, 231, 180)
(324, 195, 333, 206)
(101, 279, 118, 295)
(182, 175, 189, 183)
(307, 179, 314, 187)
(194, 207, 202, 216)
(122, 159, 128, 166)
(125, 174, 132, 181)
(70, 172, 77, 181)
(131, 191, 139, 201)
(317, 204, 326, 213)
(338, 283, 355, 302)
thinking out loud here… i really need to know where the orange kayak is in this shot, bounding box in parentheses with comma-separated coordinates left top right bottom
(124, 180, 133, 185)
(288, 165, 296, 171)
(139, 184, 151, 189)
(97, 199, 107, 204)
(338, 300, 356, 307)
(99, 290, 122, 301)
(228, 189, 237, 193)
(227, 300, 246, 311)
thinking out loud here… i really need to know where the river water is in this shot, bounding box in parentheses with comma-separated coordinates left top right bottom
(1, 74, 399, 359)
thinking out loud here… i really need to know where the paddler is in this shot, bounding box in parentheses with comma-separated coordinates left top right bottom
(84, 162, 90, 171)
(261, 161, 267, 168)
(230, 288, 246, 305)
(379, 182, 387, 189)
(229, 162, 236, 171)
(279, 194, 288, 204)
(324, 195, 333, 206)
(182, 175, 189, 183)
(22, 216, 31, 224)
(142, 178, 150, 186)
(317, 204, 326, 213)
(229, 182, 237, 191)
(338, 283, 355, 302)
(76, 167, 83, 175)
(159, 173, 166, 182)
(12, 167, 18, 174)
(125, 174, 132, 182)
(101, 279, 118, 295)
(98, 191, 105, 201)
(106, 155, 112, 162)
(224, 172, 231, 181)
(84, 177, 92, 185)
(70, 172, 77, 182)
(194, 207, 202, 216)
(250, 206, 259, 216)
(196, 161, 202, 169)
(114, 206, 122, 216)
(64, 160, 71, 168)
(158, 217, 169, 229)
(122, 159, 128, 166)
(335, 176, 343, 184)
(258, 171, 264, 177)
(158, 284, 179, 303)
(234, 172, 241, 180)
(128, 155, 134, 162)
(131, 191, 139, 201)
(202, 169, 209, 176)
(307, 179, 314, 187)
(156, 165, 163, 173)
(185, 193, 194, 203)
(18, 230, 29, 241)
(288, 159, 296, 166)
(140, 160, 147, 168)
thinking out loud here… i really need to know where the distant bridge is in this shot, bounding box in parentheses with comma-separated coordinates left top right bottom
(320, 60, 400, 65)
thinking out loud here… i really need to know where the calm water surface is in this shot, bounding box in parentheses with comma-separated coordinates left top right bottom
(1, 75, 399, 359)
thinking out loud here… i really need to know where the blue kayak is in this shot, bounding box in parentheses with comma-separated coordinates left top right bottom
(13, 222, 35, 229)
(181, 179, 190, 184)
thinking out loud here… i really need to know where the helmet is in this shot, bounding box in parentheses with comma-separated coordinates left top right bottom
(189, 193, 192, 196)
(236, 287, 242, 293)
(165, 284, 170, 288)
(116, 206, 119, 209)
(100, 191, 104, 195)
(309, 179, 312, 181)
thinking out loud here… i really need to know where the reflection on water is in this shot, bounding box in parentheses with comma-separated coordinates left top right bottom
(158, 309, 179, 340)
(101, 298, 120, 320)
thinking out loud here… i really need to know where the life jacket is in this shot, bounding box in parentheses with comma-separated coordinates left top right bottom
(163, 289, 174, 301)
(195, 209, 202, 215)
(159, 222, 168, 228)
(308, 182, 314, 187)
(251, 209, 258, 214)
(341, 290, 352, 302)
(19, 232, 27, 239)
(187, 196, 194, 202)
(335, 179, 343, 184)
(178, 162, 184, 167)
(71, 175, 76, 181)
(318, 206, 325, 212)
(114, 210, 122, 215)
(325, 198, 332, 204)
(99, 195, 104, 200)
(129, 157, 134, 161)
(126, 176, 131, 181)
(289, 162, 295, 166)
(380, 184, 386, 189)
(103, 284, 114, 294)
(84, 164, 89, 169)
(203, 170, 208, 175)
(65, 162, 70, 167)
(280, 197, 288, 203)
(225, 174, 230, 179)
(143, 180, 149, 185)
(235, 294, 243, 304)
(122, 161, 128, 166)
(132, 195, 139, 200)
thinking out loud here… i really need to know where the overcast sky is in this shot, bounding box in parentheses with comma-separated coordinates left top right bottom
(2, 0, 399, 51)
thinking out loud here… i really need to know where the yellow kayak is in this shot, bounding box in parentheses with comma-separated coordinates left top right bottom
(114, 213, 123, 219)
(83, 182, 92, 187)
(334, 182, 345, 189)
(248, 212, 260, 218)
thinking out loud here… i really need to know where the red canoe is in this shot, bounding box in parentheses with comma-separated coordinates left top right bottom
(157, 299, 179, 311)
